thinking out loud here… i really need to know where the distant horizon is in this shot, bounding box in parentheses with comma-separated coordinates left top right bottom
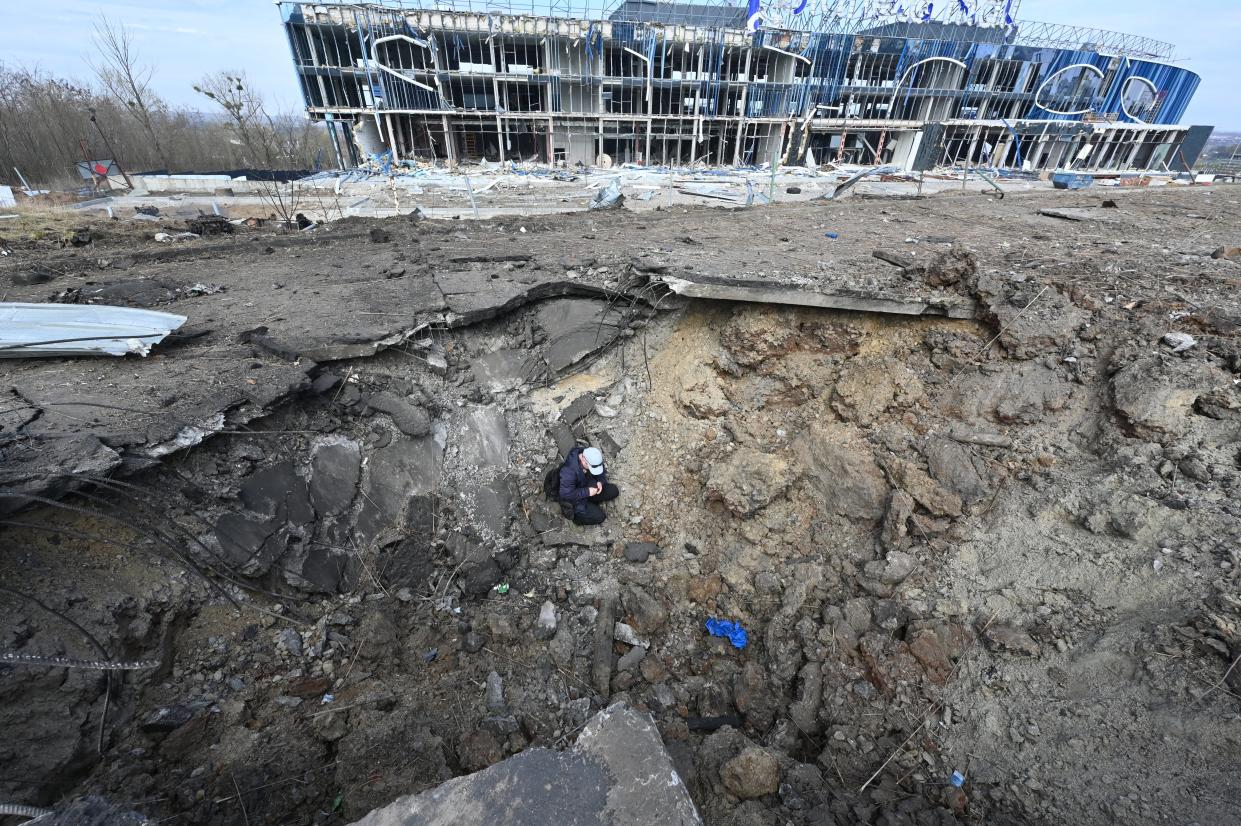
(3, 0, 1237, 129)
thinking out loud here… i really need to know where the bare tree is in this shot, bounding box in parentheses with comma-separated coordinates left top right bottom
(90, 17, 170, 170)
(194, 71, 274, 168)
(195, 71, 326, 172)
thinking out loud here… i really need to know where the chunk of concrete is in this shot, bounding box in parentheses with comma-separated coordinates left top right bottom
(535, 298, 622, 374)
(310, 437, 362, 517)
(356, 436, 442, 546)
(800, 423, 888, 521)
(454, 405, 513, 541)
(348, 704, 700, 826)
(366, 392, 431, 438)
(470, 349, 540, 392)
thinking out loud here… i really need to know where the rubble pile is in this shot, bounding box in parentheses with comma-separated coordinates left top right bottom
(0, 185, 1239, 825)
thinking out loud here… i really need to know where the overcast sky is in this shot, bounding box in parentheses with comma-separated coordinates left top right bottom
(2, 0, 1236, 129)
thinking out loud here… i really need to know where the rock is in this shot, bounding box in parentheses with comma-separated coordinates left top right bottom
(678, 380, 732, 419)
(1111, 355, 1233, 440)
(880, 490, 914, 550)
(878, 455, 962, 518)
(485, 670, 505, 711)
(535, 601, 558, 641)
(720, 747, 780, 800)
(459, 729, 504, 772)
(687, 574, 724, 606)
(617, 645, 647, 672)
(640, 655, 668, 684)
(480, 715, 521, 736)
(907, 623, 973, 683)
(560, 393, 596, 426)
(789, 662, 823, 736)
(983, 624, 1041, 657)
(1180, 455, 1212, 482)
(365, 392, 431, 437)
(286, 675, 332, 698)
(696, 681, 734, 718)
(826, 598, 873, 652)
(624, 541, 659, 563)
(863, 551, 918, 586)
(309, 437, 362, 517)
(463, 631, 485, 653)
(621, 585, 668, 634)
(348, 704, 699, 825)
(463, 557, 503, 596)
(369, 227, 391, 243)
(275, 627, 303, 657)
(857, 633, 924, 695)
(923, 436, 996, 506)
(704, 447, 791, 518)
(613, 622, 649, 649)
(354, 436, 442, 547)
(800, 424, 889, 521)
(915, 245, 976, 287)
(142, 705, 195, 733)
(12, 269, 54, 286)
(314, 709, 349, 742)
(732, 663, 777, 731)
(873, 249, 914, 269)
(550, 424, 578, 458)
(548, 626, 575, 668)
(593, 594, 618, 699)
(1162, 332, 1197, 353)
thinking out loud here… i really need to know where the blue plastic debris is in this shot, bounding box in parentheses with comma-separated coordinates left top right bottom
(824, 232, 839, 239)
(950, 771, 965, 787)
(704, 618, 748, 649)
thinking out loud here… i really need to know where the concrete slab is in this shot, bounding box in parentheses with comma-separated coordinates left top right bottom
(534, 298, 623, 374)
(348, 704, 700, 826)
(453, 406, 512, 541)
(654, 273, 976, 319)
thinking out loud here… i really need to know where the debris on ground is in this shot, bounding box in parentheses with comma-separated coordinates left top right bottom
(1, 184, 1239, 826)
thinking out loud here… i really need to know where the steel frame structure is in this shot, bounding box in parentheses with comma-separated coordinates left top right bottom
(277, 0, 1205, 172)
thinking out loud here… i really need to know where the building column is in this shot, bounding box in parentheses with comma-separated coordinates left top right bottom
(442, 115, 456, 166)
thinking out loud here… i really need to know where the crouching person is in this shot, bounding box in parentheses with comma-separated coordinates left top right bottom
(558, 446, 619, 525)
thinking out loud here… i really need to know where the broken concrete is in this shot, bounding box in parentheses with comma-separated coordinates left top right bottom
(3, 186, 1240, 826)
(656, 272, 976, 319)
(350, 705, 699, 826)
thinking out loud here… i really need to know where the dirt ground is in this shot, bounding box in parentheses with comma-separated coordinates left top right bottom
(1, 184, 1240, 825)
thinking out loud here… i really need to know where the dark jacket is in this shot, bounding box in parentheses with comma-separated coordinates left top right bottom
(559, 446, 606, 513)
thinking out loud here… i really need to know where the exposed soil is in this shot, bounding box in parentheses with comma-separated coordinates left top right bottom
(2, 185, 1240, 826)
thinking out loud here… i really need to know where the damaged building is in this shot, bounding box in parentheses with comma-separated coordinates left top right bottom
(278, 0, 1211, 172)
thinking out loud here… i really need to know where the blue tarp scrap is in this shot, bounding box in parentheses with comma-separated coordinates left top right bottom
(705, 618, 748, 649)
